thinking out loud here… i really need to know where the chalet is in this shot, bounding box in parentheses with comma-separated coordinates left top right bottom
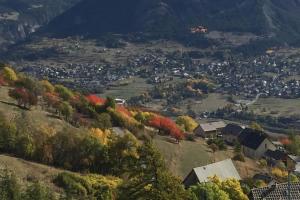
(250, 182, 300, 200)
(287, 155, 300, 174)
(221, 123, 244, 144)
(194, 121, 226, 138)
(183, 159, 240, 188)
(263, 150, 289, 167)
(238, 128, 276, 159)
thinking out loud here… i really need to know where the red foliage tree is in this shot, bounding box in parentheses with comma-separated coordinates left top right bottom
(9, 87, 37, 109)
(148, 115, 184, 143)
(116, 105, 132, 117)
(43, 92, 60, 108)
(86, 94, 106, 105)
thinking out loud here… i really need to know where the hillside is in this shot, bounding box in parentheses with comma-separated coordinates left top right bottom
(0, 0, 80, 48)
(43, 0, 300, 43)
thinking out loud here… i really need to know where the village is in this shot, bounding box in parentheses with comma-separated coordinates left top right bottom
(183, 120, 300, 199)
(16, 47, 300, 100)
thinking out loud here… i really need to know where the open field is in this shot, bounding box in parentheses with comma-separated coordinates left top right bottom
(180, 93, 230, 114)
(100, 77, 152, 99)
(249, 97, 300, 117)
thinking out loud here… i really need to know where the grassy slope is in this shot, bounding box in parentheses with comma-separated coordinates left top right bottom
(0, 154, 63, 192)
(154, 135, 263, 179)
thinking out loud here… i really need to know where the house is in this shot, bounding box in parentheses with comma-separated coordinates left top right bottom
(194, 121, 226, 138)
(250, 182, 300, 200)
(287, 155, 300, 174)
(238, 128, 276, 159)
(264, 150, 289, 167)
(221, 123, 244, 144)
(183, 159, 240, 188)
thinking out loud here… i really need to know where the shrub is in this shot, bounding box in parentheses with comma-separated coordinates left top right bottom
(233, 153, 245, 162)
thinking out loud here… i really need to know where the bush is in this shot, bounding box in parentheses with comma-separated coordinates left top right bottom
(207, 138, 227, 151)
(233, 153, 245, 162)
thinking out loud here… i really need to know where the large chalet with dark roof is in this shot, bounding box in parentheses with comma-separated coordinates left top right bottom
(221, 123, 244, 144)
(238, 128, 276, 159)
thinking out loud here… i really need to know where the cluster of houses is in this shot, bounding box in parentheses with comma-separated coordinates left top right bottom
(185, 121, 300, 199)
(195, 55, 300, 99)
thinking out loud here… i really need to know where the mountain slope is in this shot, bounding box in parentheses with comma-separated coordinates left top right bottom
(43, 0, 300, 43)
(0, 0, 80, 48)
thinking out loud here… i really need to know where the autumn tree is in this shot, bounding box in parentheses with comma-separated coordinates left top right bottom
(149, 115, 184, 143)
(9, 88, 38, 109)
(2, 66, 18, 83)
(40, 80, 55, 93)
(250, 122, 263, 131)
(189, 182, 230, 200)
(176, 115, 198, 132)
(55, 85, 74, 101)
(209, 176, 249, 200)
(58, 101, 74, 121)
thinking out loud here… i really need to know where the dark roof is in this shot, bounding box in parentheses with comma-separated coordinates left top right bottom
(222, 123, 243, 136)
(265, 150, 287, 161)
(238, 128, 268, 150)
(251, 182, 300, 200)
(253, 173, 273, 183)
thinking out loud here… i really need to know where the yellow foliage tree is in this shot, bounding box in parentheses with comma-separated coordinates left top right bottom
(271, 167, 288, 178)
(2, 67, 18, 82)
(176, 115, 198, 132)
(209, 175, 249, 200)
(90, 128, 111, 145)
(40, 80, 55, 93)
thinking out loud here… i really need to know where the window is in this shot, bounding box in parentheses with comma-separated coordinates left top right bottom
(265, 143, 267, 149)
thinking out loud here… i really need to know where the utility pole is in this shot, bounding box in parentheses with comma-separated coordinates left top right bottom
(288, 170, 291, 200)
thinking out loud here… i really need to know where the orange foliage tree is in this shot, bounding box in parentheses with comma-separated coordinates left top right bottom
(86, 94, 106, 105)
(148, 115, 184, 143)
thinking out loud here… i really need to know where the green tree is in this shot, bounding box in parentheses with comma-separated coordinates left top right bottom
(58, 102, 74, 121)
(118, 142, 191, 200)
(23, 182, 55, 200)
(55, 85, 74, 101)
(0, 112, 17, 152)
(0, 169, 21, 200)
(105, 97, 116, 109)
(95, 113, 112, 129)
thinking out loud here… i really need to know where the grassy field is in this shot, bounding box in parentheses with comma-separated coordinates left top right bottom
(100, 77, 152, 99)
(249, 97, 300, 117)
(153, 135, 235, 178)
(180, 93, 230, 114)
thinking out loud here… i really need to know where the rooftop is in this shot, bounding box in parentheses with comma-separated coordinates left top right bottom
(251, 182, 300, 200)
(191, 159, 241, 182)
